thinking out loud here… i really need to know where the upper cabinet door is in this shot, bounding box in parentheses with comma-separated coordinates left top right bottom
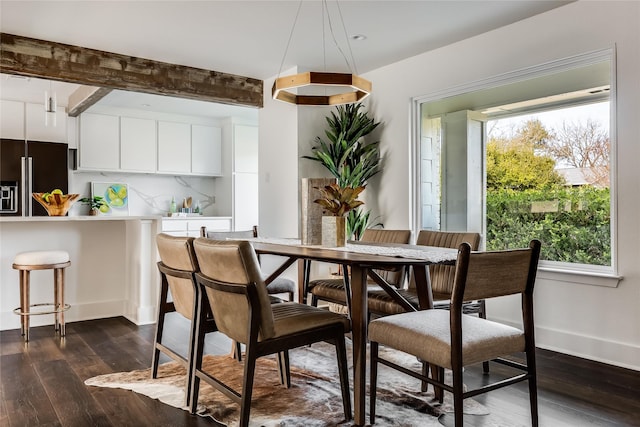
(157, 121, 191, 174)
(191, 124, 222, 176)
(234, 124, 258, 173)
(26, 102, 67, 143)
(0, 100, 25, 140)
(79, 113, 120, 170)
(120, 117, 156, 172)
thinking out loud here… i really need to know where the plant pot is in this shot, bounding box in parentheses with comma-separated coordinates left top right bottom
(89, 208, 98, 216)
(322, 216, 347, 247)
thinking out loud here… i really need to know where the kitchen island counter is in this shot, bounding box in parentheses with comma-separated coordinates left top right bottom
(0, 216, 163, 331)
(0, 215, 162, 222)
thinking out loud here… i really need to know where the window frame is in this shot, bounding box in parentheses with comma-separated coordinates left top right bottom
(410, 48, 621, 286)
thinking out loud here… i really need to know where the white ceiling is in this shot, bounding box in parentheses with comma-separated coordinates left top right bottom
(0, 0, 572, 118)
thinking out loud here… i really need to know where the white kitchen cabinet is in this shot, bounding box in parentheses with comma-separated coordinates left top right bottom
(79, 113, 120, 170)
(1, 100, 67, 143)
(232, 124, 259, 229)
(191, 124, 222, 176)
(157, 121, 191, 174)
(161, 217, 232, 237)
(0, 100, 25, 140)
(26, 102, 67, 143)
(120, 117, 156, 172)
(233, 124, 258, 173)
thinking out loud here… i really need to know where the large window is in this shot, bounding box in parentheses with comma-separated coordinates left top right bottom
(414, 50, 615, 274)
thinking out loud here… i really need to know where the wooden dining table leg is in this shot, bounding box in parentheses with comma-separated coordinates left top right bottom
(350, 264, 368, 426)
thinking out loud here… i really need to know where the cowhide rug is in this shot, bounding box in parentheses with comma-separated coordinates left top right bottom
(85, 341, 489, 426)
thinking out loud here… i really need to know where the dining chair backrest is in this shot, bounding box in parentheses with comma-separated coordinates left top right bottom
(453, 240, 540, 304)
(201, 226, 258, 240)
(360, 228, 412, 286)
(192, 238, 275, 342)
(409, 230, 481, 294)
(156, 233, 199, 320)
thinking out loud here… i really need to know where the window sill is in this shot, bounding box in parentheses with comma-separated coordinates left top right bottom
(537, 266, 622, 288)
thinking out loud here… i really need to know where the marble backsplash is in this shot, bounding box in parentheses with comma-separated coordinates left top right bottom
(68, 171, 221, 217)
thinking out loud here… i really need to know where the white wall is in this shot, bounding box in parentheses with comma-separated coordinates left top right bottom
(258, 70, 300, 239)
(258, 1, 639, 370)
(356, 1, 640, 370)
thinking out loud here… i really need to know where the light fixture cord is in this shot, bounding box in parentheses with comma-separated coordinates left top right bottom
(325, 0, 354, 74)
(276, 0, 304, 79)
(335, 0, 359, 75)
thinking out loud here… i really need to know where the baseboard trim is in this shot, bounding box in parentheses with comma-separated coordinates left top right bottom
(493, 316, 640, 371)
(0, 300, 126, 331)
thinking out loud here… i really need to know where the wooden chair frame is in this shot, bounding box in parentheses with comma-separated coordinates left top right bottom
(152, 262, 217, 407)
(190, 274, 352, 427)
(369, 240, 541, 427)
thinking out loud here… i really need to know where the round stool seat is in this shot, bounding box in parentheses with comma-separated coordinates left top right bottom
(13, 250, 70, 268)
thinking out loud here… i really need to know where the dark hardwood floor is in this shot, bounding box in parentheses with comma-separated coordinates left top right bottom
(1, 315, 638, 427)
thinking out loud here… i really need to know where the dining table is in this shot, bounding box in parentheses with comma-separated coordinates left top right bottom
(250, 238, 458, 426)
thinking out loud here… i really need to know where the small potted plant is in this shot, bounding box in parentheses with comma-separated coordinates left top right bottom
(79, 195, 107, 215)
(314, 183, 365, 247)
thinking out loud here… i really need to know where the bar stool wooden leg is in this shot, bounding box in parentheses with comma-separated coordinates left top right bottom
(56, 267, 66, 336)
(54, 269, 60, 333)
(20, 270, 30, 341)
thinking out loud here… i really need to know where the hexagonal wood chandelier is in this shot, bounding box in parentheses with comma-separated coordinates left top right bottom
(271, 0, 372, 107)
(272, 71, 371, 106)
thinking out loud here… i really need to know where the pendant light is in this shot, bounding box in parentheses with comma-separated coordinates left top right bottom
(44, 80, 57, 127)
(272, 0, 371, 106)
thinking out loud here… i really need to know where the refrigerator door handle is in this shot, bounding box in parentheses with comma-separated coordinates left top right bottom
(27, 156, 33, 216)
(20, 156, 27, 217)
(20, 157, 34, 217)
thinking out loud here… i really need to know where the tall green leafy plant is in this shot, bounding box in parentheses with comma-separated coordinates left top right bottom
(303, 103, 384, 239)
(303, 103, 382, 188)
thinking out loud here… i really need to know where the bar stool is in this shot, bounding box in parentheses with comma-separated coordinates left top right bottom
(12, 250, 71, 341)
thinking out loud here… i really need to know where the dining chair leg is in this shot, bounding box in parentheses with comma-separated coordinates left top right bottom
(278, 350, 291, 388)
(335, 335, 352, 420)
(479, 300, 490, 374)
(453, 366, 464, 427)
(301, 259, 311, 304)
(526, 349, 539, 426)
(232, 341, 243, 361)
(189, 293, 208, 414)
(240, 346, 258, 427)
(421, 361, 430, 392)
(342, 264, 352, 316)
(151, 281, 170, 379)
(436, 366, 445, 403)
(369, 341, 379, 424)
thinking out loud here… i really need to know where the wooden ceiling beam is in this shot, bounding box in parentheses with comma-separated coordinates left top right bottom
(67, 86, 113, 117)
(0, 33, 263, 108)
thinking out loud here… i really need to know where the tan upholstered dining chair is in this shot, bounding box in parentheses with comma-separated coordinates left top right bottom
(369, 239, 541, 427)
(366, 230, 484, 392)
(190, 238, 352, 427)
(367, 230, 482, 316)
(153, 233, 218, 407)
(307, 228, 412, 312)
(201, 226, 296, 302)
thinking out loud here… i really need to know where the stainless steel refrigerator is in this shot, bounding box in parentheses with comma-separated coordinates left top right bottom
(0, 139, 69, 216)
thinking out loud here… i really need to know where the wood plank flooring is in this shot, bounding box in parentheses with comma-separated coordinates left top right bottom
(1, 315, 638, 427)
